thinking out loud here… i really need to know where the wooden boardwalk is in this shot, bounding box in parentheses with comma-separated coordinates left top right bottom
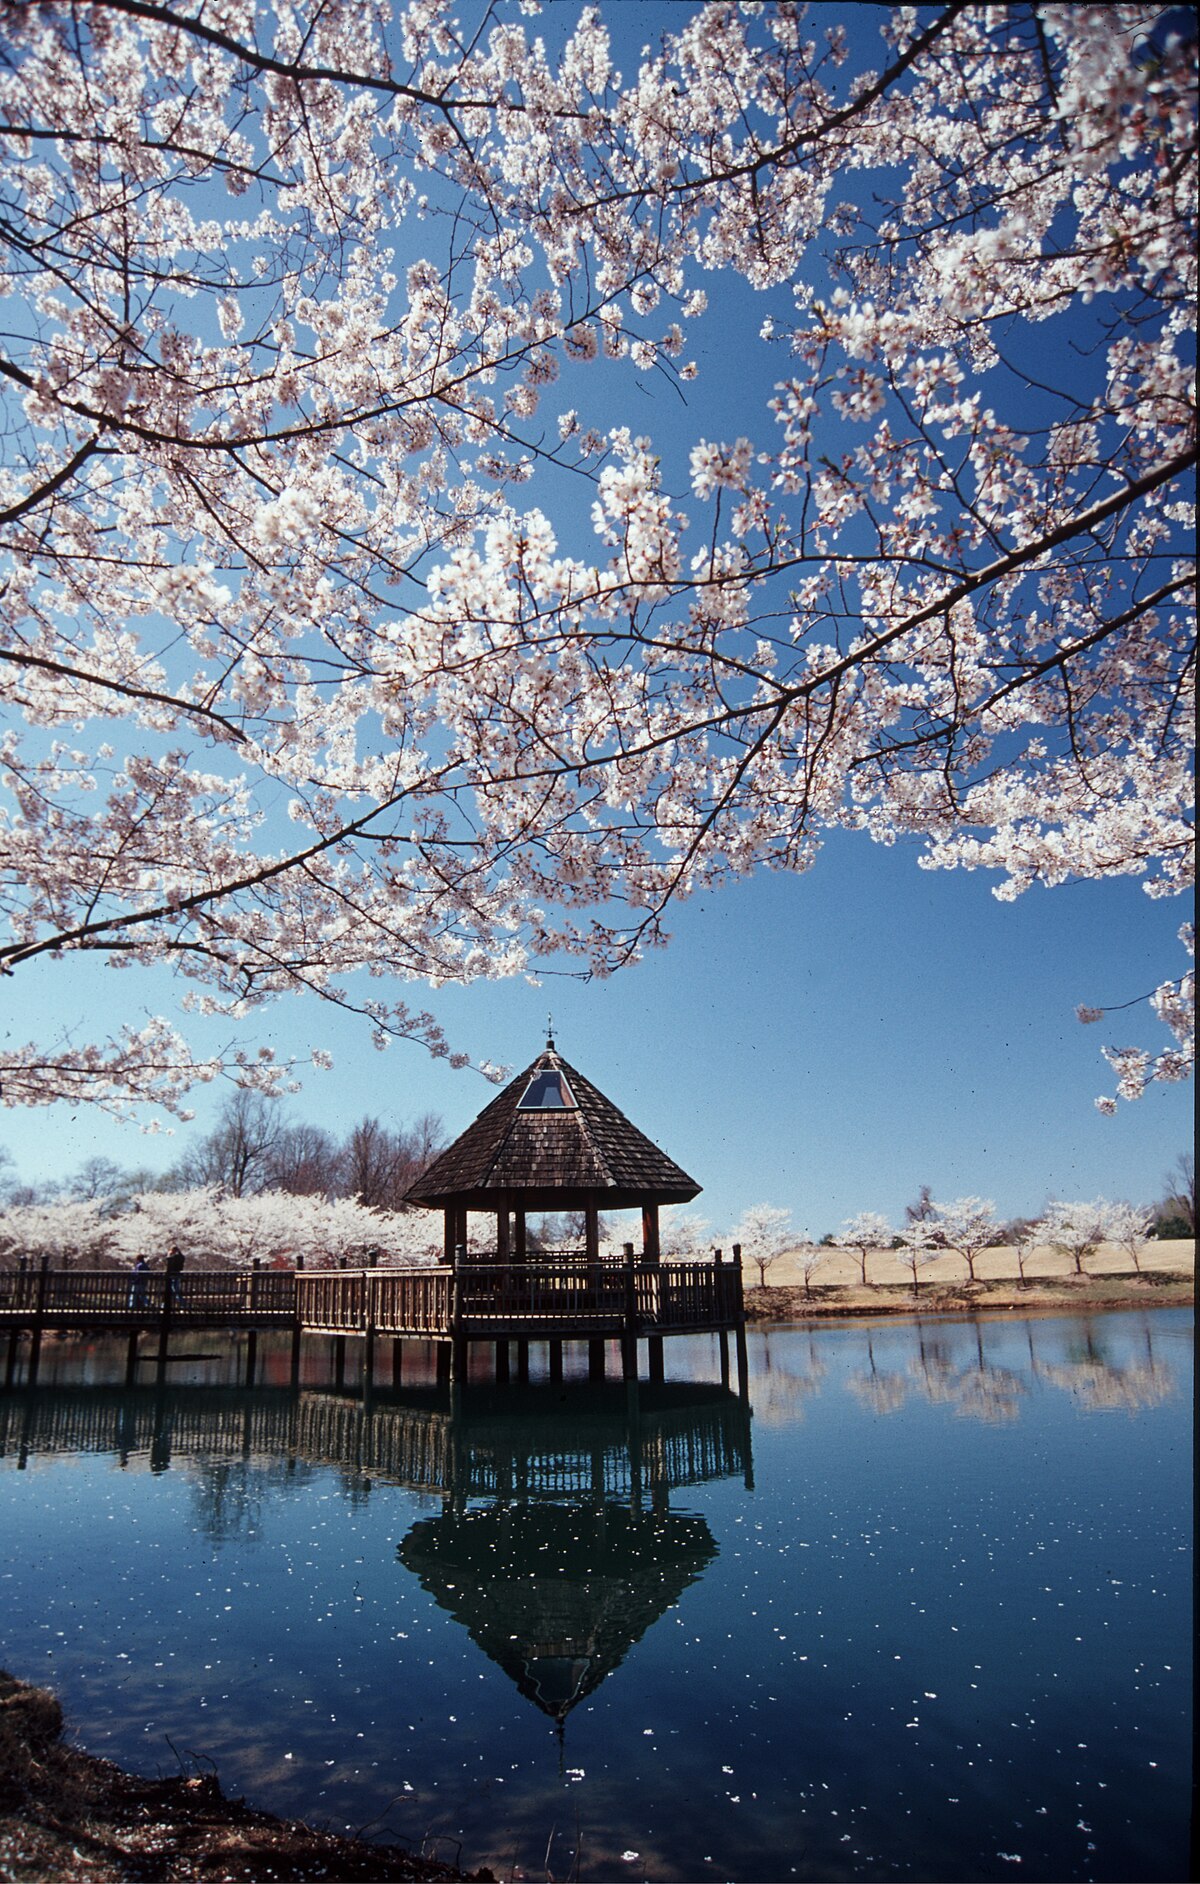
(0, 1254, 748, 1391)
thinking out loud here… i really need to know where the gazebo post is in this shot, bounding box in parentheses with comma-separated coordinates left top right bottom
(514, 1209, 527, 1261)
(733, 1242, 749, 1399)
(641, 1202, 660, 1263)
(586, 1198, 605, 1380)
(621, 1241, 638, 1382)
(451, 1242, 467, 1383)
(642, 1203, 664, 1381)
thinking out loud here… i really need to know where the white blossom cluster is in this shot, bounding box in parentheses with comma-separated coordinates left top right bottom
(0, 3, 1193, 1118)
(0, 1187, 444, 1269)
(839, 1195, 1163, 1280)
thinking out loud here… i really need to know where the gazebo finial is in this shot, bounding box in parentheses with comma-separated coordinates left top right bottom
(546, 1011, 555, 1049)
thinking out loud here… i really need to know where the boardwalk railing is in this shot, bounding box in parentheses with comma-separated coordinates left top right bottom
(0, 1267, 296, 1322)
(296, 1267, 452, 1336)
(0, 1259, 740, 1337)
(1, 1256, 744, 1384)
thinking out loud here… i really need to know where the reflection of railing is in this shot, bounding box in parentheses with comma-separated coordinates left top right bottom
(0, 1381, 753, 1501)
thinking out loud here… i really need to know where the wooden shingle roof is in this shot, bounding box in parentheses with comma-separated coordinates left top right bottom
(406, 1044, 701, 1209)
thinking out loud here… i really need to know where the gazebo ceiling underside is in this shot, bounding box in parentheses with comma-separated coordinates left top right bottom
(406, 1050, 700, 1211)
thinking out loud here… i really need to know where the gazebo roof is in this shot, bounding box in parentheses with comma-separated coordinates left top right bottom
(405, 1041, 701, 1209)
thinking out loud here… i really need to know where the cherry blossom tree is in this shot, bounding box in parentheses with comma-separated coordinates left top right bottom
(796, 1244, 828, 1299)
(728, 1202, 795, 1286)
(0, 1196, 114, 1266)
(836, 1211, 893, 1287)
(656, 1207, 712, 1260)
(0, 1184, 442, 1268)
(895, 1218, 941, 1296)
(1104, 1201, 1155, 1273)
(1014, 1230, 1042, 1290)
(926, 1196, 1000, 1282)
(0, 2, 1193, 1122)
(1039, 1196, 1126, 1274)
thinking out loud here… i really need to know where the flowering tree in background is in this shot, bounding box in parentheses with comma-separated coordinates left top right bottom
(1039, 1197, 1126, 1275)
(837, 1211, 893, 1287)
(1104, 1202, 1155, 1274)
(1014, 1231, 1043, 1290)
(926, 1196, 1000, 1282)
(729, 1203, 795, 1286)
(656, 1208, 712, 1261)
(895, 1218, 941, 1296)
(0, 2, 1193, 1122)
(0, 1197, 115, 1267)
(0, 1187, 441, 1267)
(796, 1245, 828, 1300)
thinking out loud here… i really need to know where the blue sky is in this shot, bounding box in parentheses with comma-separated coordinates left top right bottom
(1, 3, 1193, 1236)
(3, 837, 1191, 1236)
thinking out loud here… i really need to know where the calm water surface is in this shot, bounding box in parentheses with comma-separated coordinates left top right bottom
(0, 1310, 1191, 1882)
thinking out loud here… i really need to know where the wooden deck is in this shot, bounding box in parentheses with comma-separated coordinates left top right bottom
(1, 1255, 747, 1390)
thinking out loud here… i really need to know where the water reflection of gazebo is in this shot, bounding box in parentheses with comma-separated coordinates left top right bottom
(0, 1374, 751, 1728)
(395, 1383, 750, 1726)
(400, 1499, 715, 1724)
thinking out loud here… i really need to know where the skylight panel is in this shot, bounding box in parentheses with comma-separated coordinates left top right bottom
(518, 1069, 576, 1110)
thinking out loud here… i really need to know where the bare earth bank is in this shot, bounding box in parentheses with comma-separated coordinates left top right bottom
(745, 1237, 1194, 1321)
(0, 1671, 493, 1884)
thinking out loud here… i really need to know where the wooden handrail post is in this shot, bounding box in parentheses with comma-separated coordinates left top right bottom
(622, 1242, 638, 1382)
(245, 1259, 261, 1386)
(27, 1257, 50, 1387)
(732, 1243, 749, 1400)
(449, 1243, 466, 1383)
(156, 1260, 173, 1386)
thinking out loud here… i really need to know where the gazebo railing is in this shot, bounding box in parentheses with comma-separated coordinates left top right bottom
(457, 1260, 627, 1325)
(1, 1257, 742, 1343)
(294, 1258, 741, 1337)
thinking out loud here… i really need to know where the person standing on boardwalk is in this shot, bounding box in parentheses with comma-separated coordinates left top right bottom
(165, 1244, 185, 1305)
(128, 1254, 150, 1311)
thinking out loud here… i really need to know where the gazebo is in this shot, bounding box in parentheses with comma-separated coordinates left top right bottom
(400, 1035, 744, 1385)
(405, 1034, 701, 1268)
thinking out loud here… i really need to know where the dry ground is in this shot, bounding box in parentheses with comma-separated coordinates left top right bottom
(744, 1237, 1194, 1319)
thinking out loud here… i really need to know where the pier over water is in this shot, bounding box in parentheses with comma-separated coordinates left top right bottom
(0, 1250, 747, 1393)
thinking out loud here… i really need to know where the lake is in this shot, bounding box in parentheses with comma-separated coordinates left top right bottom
(0, 1309, 1191, 1882)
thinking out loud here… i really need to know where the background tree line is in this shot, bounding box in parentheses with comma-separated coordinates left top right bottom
(0, 1092, 446, 1215)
